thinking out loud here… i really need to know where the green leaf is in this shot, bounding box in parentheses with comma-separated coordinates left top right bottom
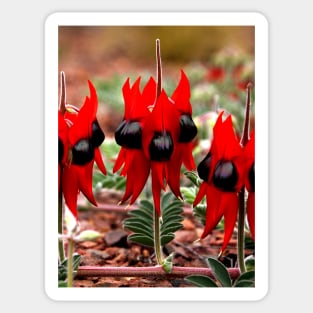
(139, 199, 154, 215)
(185, 275, 218, 287)
(123, 217, 153, 231)
(161, 214, 184, 226)
(162, 253, 174, 273)
(184, 171, 201, 187)
(161, 192, 174, 209)
(114, 176, 126, 190)
(234, 280, 255, 287)
(58, 253, 82, 281)
(127, 234, 154, 247)
(192, 203, 207, 225)
(161, 221, 183, 235)
(127, 209, 153, 224)
(234, 270, 255, 287)
(58, 281, 68, 287)
(207, 257, 232, 287)
(123, 222, 154, 239)
(160, 233, 175, 246)
(244, 255, 255, 271)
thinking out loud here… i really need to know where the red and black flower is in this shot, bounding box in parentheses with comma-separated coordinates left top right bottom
(193, 111, 245, 252)
(58, 80, 106, 219)
(113, 70, 197, 215)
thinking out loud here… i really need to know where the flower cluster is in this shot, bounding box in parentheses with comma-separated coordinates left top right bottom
(194, 111, 255, 252)
(113, 70, 197, 215)
(58, 80, 106, 219)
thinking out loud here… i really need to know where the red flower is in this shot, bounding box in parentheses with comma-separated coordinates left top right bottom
(141, 90, 181, 214)
(113, 76, 153, 206)
(114, 70, 197, 215)
(206, 66, 225, 82)
(193, 111, 244, 252)
(167, 70, 197, 199)
(59, 80, 106, 219)
(232, 64, 254, 91)
(244, 130, 255, 240)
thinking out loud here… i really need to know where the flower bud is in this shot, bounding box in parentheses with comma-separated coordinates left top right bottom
(179, 114, 197, 143)
(213, 160, 238, 191)
(149, 131, 173, 161)
(115, 120, 142, 149)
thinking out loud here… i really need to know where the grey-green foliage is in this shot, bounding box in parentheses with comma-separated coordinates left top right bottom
(185, 257, 255, 287)
(123, 192, 184, 247)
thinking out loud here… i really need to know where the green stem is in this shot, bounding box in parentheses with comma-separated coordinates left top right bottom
(58, 71, 66, 262)
(58, 176, 65, 262)
(156, 38, 162, 98)
(67, 237, 74, 287)
(153, 208, 163, 265)
(153, 39, 164, 266)
(237, 82, 253, 273)
(237, 188, 246, 273)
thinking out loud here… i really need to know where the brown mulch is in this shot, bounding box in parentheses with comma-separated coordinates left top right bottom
(69, 191, 252, 288)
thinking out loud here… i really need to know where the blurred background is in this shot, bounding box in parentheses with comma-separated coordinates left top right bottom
(59, 26, 254, 133)
(59, 25, 255, 178)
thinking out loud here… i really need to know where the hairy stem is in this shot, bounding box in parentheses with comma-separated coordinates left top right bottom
(238, 82, 253, 273)
(67, 237, 74, 287)
(76, 265, 241, 280)
(58, 176, 65, 262)
(156, 38, 162, 98)
(153, 208, 164, 265)
(237, 188, 246, 273)
(59, 71, 66, 114)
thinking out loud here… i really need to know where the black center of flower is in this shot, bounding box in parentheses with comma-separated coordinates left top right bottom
(249, 162, 255, 192)
(71, 138, 94, 165)
(149, 131, 173, 161)
(91, 120, 105, 147)
(179, 114, 198, 143)
(213, 160, 238, 191)
(197, 152, 212, 182)
(58, 137, 64, 164)
(115, 120, 142, 149)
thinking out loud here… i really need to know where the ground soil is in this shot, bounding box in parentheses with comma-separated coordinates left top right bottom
(69, 191, 253, 288)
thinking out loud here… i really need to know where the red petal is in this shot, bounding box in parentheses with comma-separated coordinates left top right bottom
(142, 76, 157, 109)
(129, 152, 150, 204)
(122, 78, 131, 120)
(94, 148, 106, 175)
(200, 186, 225, 239)
(220, 193, 239, 252)
(151, 162, 166, 190)
(151, 168, 162, 216)
(120, 150, 150, 204)
(75, 162, 97, 206)
(113, 148, 127, 173)
(68, 82, 98, 145)
(171, 69, 192, 114)
(193, 182, 208, 207)
(181, 142, 196, 170)
(62, 165, 79, 219)
(167, 148, 183, 199)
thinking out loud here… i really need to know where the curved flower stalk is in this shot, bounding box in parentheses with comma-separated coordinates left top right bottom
(58, 79, 106, 220)
(113, 70, 197, 216)
(243, 130, 255, 240)
(193, 111, 245, 253)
